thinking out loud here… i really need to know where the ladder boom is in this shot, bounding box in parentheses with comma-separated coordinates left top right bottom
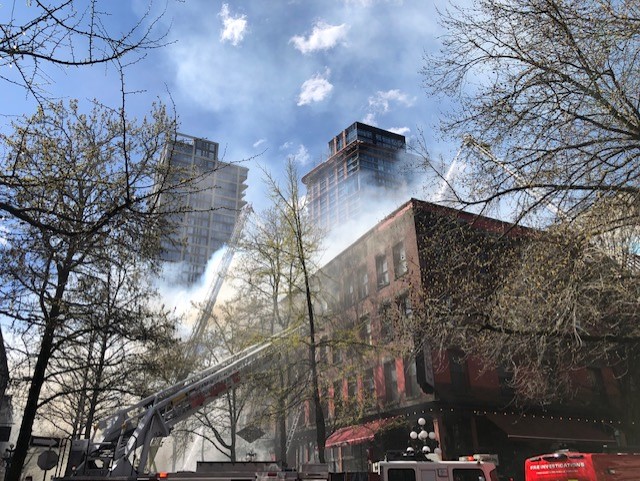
(84, 324, 300, 477)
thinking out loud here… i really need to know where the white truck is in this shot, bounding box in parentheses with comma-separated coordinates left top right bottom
(373, 457, 499, 481)
(119, 458, 498, 481)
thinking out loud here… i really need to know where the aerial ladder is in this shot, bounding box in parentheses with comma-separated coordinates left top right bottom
(183, 203, 253, 364)
(65, 325, 301, 478)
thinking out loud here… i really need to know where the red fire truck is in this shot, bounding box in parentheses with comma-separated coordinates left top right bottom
(524, 451, 640, 481)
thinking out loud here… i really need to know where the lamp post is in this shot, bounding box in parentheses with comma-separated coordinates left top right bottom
(408, 418, 441, 460)
(3, 444, 14, 481)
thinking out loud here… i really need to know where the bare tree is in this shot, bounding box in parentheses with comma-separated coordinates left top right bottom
(418, 0, 640, 441)
(0, 98, 186, 481)
(262, 159, 328, 463)
(231, 205, 309, 463)
(39, 256, 178, 440)
(423, 0, 640, 233)
(0, 0, 170, 102)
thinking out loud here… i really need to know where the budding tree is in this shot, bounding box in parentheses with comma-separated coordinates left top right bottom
(0, 98, 190, 481)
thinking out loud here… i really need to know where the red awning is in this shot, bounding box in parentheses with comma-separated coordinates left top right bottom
(486, 414, 615, 443)
(326, 418, 394, 448)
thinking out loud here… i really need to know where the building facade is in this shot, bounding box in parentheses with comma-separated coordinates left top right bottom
(158, 133, 248, 285)
(289, 198, 623, 481)
(301, 122, 414, 232)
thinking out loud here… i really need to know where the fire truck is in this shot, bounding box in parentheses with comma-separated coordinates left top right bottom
(373, 453, 499, 481)
(58, 325, 299, 480)
(524, 451, 640, 481)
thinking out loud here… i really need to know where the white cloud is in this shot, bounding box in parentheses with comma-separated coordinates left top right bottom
(368, 89, 416, 113)
(388, 126, 410, 136)
(253, 138, 267, 148)
(294, 144, 311, 165)
(279, 142, 311, 165)
(219, 4, 248, 46)
(297, 69, 333, 106)
(290, 22, 349, 54)
(362, 112, 377, 126)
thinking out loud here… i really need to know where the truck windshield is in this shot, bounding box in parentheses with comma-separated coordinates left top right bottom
(387, 468, 415, 481)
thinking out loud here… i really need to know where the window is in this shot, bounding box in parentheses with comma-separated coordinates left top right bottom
(393, 242, 408, 277)
(359, 316, 372, 345)
(376, 255, 389, 288)
(387, 469, 415, 481)
(404, 357, 420, 398)
(347, 378, 357, 399)
(333, 347, 343, 364)
(384, 360, 399, 403)
(363, 368, 375, 396)
(452, 469, 486, 481)
(344, 275, 355, 306)
(449, 350, 469, 392)
(357, 265, 369, 299)
(378, 301, 393, 342)
(333, 381, 343, 403)
(398, 294, 413, 317)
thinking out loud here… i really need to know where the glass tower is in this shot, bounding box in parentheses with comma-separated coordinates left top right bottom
(158, 133, 248, 285)
(301, 122, 412, 231)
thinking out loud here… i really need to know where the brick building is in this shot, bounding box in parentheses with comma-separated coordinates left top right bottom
(288, 198, 623, 481)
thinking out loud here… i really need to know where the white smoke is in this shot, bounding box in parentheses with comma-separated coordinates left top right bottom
(156, 249, 228, 340)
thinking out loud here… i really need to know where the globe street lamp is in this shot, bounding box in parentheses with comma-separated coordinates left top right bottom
(408, 418, 441, 460)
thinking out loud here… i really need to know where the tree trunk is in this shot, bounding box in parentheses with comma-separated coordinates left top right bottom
(84, 331, 109, 439)
(7, 262, 71, 481)
(7, 321, 56, 481)
(300, 249, 326, 463)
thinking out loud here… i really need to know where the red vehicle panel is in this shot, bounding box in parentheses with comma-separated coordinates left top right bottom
(525, 452, 640, 481)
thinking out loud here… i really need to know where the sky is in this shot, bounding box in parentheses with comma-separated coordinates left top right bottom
(1, 0, 470, 331)
(1, 0, 461, 210)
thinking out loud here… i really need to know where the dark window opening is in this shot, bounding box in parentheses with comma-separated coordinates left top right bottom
(393, 242, 408, 277)
(376, 255, 389, 288)
(384, 360, 399, 403)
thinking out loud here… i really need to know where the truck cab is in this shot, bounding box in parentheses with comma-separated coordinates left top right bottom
(374, 457, 499, 481)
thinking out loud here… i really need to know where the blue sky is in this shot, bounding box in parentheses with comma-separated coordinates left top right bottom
(1, 0, 460, 208)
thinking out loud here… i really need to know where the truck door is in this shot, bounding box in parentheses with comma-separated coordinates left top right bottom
(418, 468, 436, 481)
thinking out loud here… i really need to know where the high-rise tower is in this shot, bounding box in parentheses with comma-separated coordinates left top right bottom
(158, 133, 248, 284)
(301, 122, 413, 231)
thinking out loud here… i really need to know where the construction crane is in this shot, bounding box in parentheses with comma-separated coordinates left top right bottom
(460, 135, 639, 270)
(460, 135, 563, 218)
(183, 204, 253, 363)
(65, 324, 301, 478)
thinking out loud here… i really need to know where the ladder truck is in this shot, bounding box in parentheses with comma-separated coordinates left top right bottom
(61, 325, 300, 480)
(60, 203, 273, 479)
